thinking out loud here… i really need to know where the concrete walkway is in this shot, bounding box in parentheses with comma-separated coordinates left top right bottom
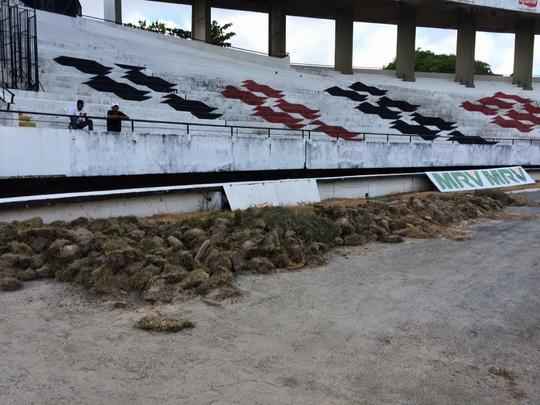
(1, 207, 540, 404)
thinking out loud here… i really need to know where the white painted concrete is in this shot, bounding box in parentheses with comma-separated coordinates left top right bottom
(5, 9, 538, 143)
(0, 183, 223, 204)
(1, 127, 540, 178)
(0, 189, 223, 223)
(318, 173, 433, 200)
(0, 170, 538, 223)
(3, 8, 540, 185)
(224, 179, 320, 210)
(103, 0, 122, 24)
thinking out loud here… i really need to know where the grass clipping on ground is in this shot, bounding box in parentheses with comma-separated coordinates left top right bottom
(135, 315, 195, 333)
(0, 190, 524, 302)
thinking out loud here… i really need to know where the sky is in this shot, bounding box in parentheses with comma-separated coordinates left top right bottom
(80, 0, 539, 76)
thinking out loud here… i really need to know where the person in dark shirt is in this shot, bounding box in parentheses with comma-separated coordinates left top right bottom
(106, 105, 129, 133)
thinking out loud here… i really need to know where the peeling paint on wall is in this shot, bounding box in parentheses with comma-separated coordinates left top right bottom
(1, 128, 540, 179)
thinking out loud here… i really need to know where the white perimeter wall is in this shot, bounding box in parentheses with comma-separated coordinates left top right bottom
(1, 127, 540, 178)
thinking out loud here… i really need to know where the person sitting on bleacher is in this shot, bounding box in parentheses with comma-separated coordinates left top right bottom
(106, 104, 129, 133)
(68, 99, 93, 131)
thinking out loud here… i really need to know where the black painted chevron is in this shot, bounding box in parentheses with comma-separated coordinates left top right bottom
(356, 102, 401, 120)
(391, 120, 440, 140)
(412, 113, 456, 131)
(349, 81, 387, 96)
(447, 131, 497, 145)
(55, 56, 112, 75)
(162, 93, 222, 120)
(377, 97, 419, 113)
(325, 86, 367, 102)
(123, 70, 176, 93)
(84, 75, 151, 101)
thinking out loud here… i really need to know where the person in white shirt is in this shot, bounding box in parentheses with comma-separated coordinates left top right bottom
(68, 99, 93, 130)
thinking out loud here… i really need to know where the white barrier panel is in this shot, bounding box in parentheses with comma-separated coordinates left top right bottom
(2, 128, 540, 178)
(224, 179, 320, 210)
(0, 190, 223, 223)
(427, 166, 535, 192)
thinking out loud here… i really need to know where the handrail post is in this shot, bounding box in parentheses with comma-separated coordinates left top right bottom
(32, 9, 38, 90)
(131, 119, 134, 132)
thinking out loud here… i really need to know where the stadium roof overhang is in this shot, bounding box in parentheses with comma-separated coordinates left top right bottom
(147, 0, 540, 33)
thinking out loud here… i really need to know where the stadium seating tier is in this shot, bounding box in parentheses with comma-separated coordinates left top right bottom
(4, 10, 540, 144)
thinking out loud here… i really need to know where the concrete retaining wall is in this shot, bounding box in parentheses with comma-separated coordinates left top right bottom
(2, 127, 540, 178)
(318, 173, 433, 200)
(1, 170, 538, 223)
(0, 189, 223, 223)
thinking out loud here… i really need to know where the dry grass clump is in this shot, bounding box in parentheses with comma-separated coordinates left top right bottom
(135, 315, 195, 333)
(0, 190, 524, 303)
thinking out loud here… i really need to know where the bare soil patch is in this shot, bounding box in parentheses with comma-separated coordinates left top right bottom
(2, 211, 540, 404)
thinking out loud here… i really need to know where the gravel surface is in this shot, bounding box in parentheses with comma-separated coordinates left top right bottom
(1, 206, 540, 405)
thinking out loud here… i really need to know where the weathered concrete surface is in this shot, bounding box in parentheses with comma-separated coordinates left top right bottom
(511, 189, 540, 206)
(2, 127, 540, 178)
(1, 206, 540, 404)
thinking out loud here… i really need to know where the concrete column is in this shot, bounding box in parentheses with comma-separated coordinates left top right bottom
(455, 25, 464, 82)
(104, 0, 122, 24)
(192, 0, 211, 43)
(513, 28, 524, 86)
(455, 10, 476, 88)
(335, 7, 354, 74)
(396, 4, 416, 82)
(513, 19, 535, 90)
(269, 2, 286, 58)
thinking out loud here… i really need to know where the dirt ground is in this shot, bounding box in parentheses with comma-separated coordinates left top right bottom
(1, 204, 540, 404)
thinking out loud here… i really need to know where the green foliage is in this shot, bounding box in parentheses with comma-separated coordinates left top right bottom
(383, 48, 493, 75)
(209, 21, 235, 47)
(474, 60, 493, 76)
(126, 19, 236, 47)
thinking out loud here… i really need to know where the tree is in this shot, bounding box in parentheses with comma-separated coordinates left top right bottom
(209, 21, 235, 47)
(383, 48, 494, 75)
(126, 20, 236, 47)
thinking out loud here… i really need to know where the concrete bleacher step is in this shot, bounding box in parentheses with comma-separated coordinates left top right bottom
(9, 105, 231, 128)
(10, 92, 446, 136)
(4, 8, 537, 143)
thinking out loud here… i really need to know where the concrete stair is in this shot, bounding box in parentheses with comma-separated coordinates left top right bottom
(2, 9, 540, 142)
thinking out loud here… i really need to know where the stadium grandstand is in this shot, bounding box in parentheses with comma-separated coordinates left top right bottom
(3, 3, 540, 402)
(1, 0, 540, 197)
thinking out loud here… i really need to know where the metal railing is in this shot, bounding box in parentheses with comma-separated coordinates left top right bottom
(1, 108, 538, 147)
(0, 0, 39, 91)
(0, 81, 14, 107)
